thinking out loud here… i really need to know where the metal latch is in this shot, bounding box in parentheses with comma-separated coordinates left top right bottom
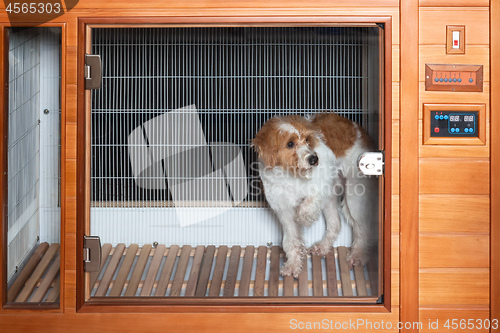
(85, 54, 102, 90)
(83, 236, 102, 272)
(358, 151, 384, 176)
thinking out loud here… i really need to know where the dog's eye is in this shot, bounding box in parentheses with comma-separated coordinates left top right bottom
(286, 141, 295, 148)
(306, 136, 311, 143)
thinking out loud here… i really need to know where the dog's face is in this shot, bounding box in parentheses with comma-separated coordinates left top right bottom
(252, 116, 322, 176)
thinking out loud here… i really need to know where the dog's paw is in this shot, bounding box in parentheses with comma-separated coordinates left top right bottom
(309, 242, 332, 257)
(280, 262, 303, 279)
(346, 249, 369, 270)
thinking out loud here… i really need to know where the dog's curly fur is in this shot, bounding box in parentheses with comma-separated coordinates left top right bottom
(252, 113, 377, 278)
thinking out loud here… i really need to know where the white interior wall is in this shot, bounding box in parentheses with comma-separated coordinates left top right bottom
(90, 207, 352, 248)
(38, 28, 61, 244)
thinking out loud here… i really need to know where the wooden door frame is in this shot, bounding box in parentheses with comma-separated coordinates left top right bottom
(76, 15, 393, 313)
(0, 22, 66, 312)
(399, 0, 419, 332)
(490, 0, 500, 330)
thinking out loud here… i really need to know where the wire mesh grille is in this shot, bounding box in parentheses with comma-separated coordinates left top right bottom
(90, 27, 381, 208)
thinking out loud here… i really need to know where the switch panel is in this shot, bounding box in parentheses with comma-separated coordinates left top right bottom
(446, 25, 465, 54)
(425, 64, 483, 92)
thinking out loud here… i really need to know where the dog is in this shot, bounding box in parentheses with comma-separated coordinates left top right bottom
(252, 112, 377, 278)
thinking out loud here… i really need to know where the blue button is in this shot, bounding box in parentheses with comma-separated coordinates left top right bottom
(458, 78, 462, 82)
(453, 78, 457, 82)
(435, 115, 439, 120)
(464, 128, 469, 133)
(451, 128, 455, 133)
(456, 128, 460, 132)
(434, 78, 439, 82)
(439, 78, 444, 82)
(444, 78, 448, 82)
(469, 128, 474, 133)
(444, 115, 449, 120)
(439, 115, 444, 120)
(469, 78, 474, 83)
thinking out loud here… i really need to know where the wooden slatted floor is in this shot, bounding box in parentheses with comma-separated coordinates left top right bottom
(90, 244, 377, 298)
(7, 243, 60, 304)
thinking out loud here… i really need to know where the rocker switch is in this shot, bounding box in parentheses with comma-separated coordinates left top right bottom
(452, 31, 460, 49)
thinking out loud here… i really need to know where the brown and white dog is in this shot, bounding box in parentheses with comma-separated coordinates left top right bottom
(252, 113, 377, 277)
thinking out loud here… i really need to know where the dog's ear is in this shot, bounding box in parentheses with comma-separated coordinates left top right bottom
(252, 125, 277, 167)
(250, 137, 262, 156)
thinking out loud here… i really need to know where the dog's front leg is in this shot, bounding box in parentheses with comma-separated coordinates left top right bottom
(295, 195, 322, 227)
(310, 195, 341, 257)
(279, 213, 305, 278)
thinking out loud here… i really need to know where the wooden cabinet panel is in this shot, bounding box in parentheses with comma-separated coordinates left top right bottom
(392, 270, 399, 306)
(392, 82, 399, 120)
(420, 0, 489, 6)
(391, 235, 400, 269)
(392, 121, 399, 158)
(418, 122, 490, 159)
(419, 83, 490, 106)
(420, 195, 489, 233)
(65, 198, 77, 234)
(392, 45, 399, 82)
(419, 158, 489, 195)
(0, 310, 402, 332)
(419, 46, 489, 82)
(391, 195, 399, 233)
(420, 306, 490, 333)
(64, 270, 77, 312)
(419, 8, 489, 45)
(66, 124, 77, 160)
(65, 85, 78, 123)
(66, 46, 78, 85)
(64, 234, 77, 271)
(65, 160, 77, 197)
(22, 0, 401, 9)
(392, 159, 399, 195)
(419, 234, 489, 268)
(419, 268, 489, 305)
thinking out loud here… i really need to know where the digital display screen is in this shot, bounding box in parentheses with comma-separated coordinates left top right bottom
(450, 115, 474, 122)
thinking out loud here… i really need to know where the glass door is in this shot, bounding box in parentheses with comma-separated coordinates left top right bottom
(3, 27, 61, 306)
(82, 24, 388, 304)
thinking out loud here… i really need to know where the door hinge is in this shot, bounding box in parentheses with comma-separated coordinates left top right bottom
(358, 151, 385, 176)
(85, 54, 102, 90)
(83, 235, 101, 272)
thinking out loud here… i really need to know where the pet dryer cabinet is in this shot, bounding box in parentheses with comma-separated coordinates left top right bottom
(0, 1, 499, 332)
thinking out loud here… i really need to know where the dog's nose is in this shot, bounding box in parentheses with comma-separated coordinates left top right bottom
(308, 155, 319, 166)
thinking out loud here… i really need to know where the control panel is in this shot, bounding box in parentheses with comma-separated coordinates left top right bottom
(430, 111, 478, 138)
(425, 64, 483, 92)
(423, 104, 486, 145)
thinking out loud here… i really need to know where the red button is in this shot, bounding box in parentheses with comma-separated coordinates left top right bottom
(434, 127, 440, 133)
